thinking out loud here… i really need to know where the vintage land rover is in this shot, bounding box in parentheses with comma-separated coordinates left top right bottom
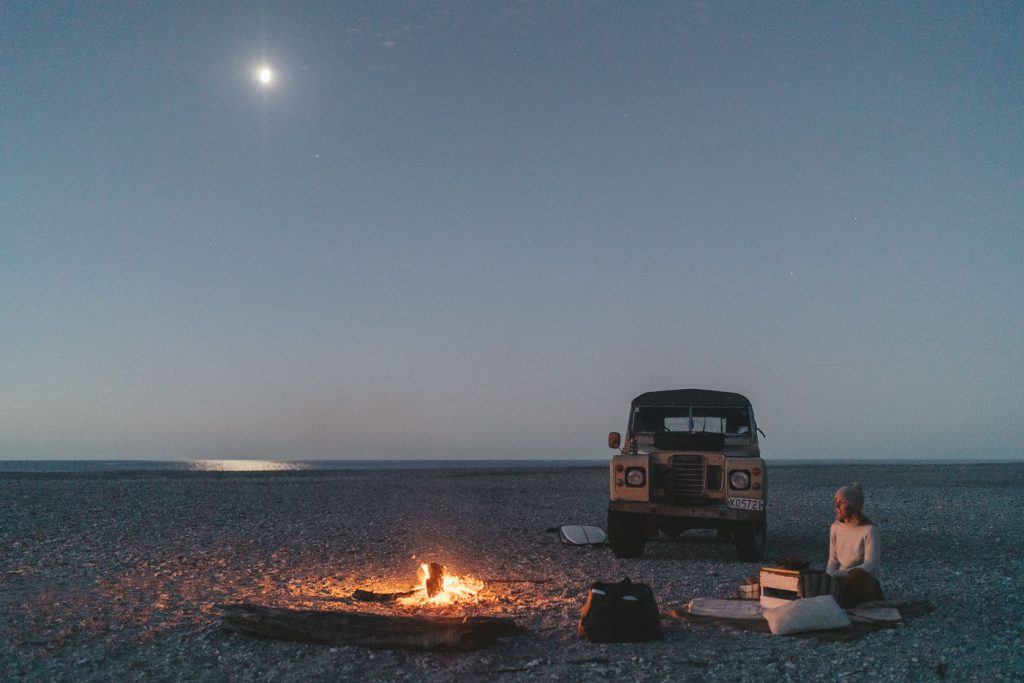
(607, 389, 766, 561)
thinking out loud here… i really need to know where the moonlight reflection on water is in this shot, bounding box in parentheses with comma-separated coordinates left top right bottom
(187, 460, 308, 472)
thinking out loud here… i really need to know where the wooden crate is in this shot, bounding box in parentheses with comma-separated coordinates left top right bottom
(759, 567, 801, 608)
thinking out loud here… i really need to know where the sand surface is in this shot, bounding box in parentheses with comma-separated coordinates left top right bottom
(2, 463, 1022, 681)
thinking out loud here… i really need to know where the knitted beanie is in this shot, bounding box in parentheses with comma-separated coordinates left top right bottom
(834, 483, 864, 511)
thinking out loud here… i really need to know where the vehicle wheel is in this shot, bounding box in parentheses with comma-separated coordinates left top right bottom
(657, 518, 686, 539)
(608, 511, 647, 558)
(734, 518, 767, 562)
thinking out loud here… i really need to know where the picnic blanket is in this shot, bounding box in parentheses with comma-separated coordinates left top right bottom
(667, 599, 934, 641)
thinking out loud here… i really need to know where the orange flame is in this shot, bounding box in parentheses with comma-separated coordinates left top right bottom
(398, 563, 483, 606)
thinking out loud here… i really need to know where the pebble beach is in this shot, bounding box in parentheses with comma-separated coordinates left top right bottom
(2, 462, 1022, 681)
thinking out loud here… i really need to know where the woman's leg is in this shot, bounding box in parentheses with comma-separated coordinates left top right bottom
(837, 568, 883, 608)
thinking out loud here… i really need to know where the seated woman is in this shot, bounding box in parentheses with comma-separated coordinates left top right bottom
(827, 483, 884, 607)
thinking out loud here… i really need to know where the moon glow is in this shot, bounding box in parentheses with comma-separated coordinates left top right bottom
(257, 66, 273, 86)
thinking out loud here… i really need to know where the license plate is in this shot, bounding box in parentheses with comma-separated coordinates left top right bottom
(728, 497, 764, 511)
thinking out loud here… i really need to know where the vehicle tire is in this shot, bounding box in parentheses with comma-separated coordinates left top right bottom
(608, 510, 647, 558)
(734, 518, 767, 562)
(657, 517, 686, 539)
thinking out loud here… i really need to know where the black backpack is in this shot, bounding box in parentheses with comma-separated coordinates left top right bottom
(578, 577, 663, 642)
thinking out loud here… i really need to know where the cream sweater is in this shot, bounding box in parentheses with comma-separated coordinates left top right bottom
(826, 521, 880, 578)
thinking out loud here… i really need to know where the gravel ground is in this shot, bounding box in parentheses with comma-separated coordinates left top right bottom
(1, 463, 1022, 682)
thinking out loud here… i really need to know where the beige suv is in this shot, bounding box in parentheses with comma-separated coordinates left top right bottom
(607, 389, 766, 561)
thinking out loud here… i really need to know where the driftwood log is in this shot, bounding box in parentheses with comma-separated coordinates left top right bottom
(221, 603, 525, 651)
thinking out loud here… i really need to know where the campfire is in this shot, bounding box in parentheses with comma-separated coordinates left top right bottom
(344, 561, 487, 608)
(220, 560, 526, 651)
(398, 562, 484, 607)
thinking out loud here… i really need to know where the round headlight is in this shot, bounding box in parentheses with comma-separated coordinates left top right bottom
(729, 470, 751, 490)
(625, 467, 646, 487)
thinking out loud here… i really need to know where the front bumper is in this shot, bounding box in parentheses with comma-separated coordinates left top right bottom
(609, 499, 765, 523)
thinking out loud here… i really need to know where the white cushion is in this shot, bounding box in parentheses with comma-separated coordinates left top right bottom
(687, 598, 763, 620)
(763, 595, 852, 636)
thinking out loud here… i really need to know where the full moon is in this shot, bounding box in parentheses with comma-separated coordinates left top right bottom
(257, 66, 273, 85)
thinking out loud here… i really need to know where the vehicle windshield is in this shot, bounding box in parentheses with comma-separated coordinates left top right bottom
(631, 405, 751, 435)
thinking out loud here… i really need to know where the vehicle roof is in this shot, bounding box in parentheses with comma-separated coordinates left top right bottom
(631, 388, 752, 407)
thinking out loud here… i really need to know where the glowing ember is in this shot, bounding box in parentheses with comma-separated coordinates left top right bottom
(398, 563, 483, 606)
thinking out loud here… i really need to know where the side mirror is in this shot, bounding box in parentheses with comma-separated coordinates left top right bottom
(608, 432, 621, 449)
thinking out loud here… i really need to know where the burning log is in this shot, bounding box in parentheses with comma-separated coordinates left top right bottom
(351, 589, 416, 603)
(221, 603, 524, 651)
(425, 562, 445, 598)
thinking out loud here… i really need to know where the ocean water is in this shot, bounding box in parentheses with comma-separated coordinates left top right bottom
(0, 458, 1016, 473)
(0, 459, 609, 473)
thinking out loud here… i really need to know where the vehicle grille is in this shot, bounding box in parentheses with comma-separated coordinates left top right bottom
(670, 455, 705, 501)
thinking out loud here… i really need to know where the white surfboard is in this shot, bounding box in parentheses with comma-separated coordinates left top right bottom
(559, 525, 608, 545)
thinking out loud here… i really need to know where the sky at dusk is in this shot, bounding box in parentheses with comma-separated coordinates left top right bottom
(2, 2, 1021, 461)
